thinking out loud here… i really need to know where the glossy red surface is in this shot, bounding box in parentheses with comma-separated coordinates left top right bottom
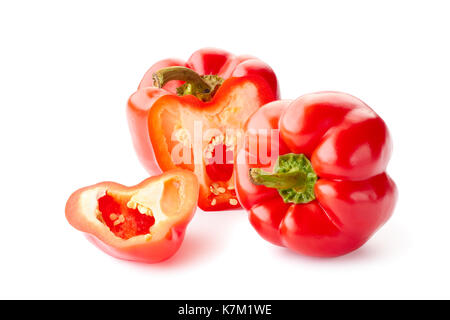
(235, 93, 397, 257)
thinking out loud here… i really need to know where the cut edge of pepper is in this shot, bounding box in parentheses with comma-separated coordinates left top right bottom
(76, 174, 192, 246)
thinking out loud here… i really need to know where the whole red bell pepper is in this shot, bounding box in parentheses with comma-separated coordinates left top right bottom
(235, 93, 397, 257)
(127, 48, 279, 211)
(65, 170, 199, 263)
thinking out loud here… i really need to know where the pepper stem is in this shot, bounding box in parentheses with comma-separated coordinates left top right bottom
(249, 169, 307, 190)
(248, 153, 318, 204)
(153, 66, 210, 91)
(152, 66, 223, 101)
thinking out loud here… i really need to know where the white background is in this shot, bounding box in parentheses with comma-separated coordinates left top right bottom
(1, 0, 449, 299)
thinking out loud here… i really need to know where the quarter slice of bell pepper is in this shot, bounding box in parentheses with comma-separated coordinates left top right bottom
(65, 169, 199, 263)
(235, 93, 398, 257)
(127, 48, 279, 211)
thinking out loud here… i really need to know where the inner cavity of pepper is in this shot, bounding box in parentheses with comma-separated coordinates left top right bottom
(96, 193, 155, 240)
(204, 134, 235, 181)
(204, 133, 240, 206)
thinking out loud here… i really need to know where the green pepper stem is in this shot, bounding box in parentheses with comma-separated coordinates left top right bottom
(152, 66, 212, 93)
(248, 153, 318, 204)
(249, 168, 307, 190)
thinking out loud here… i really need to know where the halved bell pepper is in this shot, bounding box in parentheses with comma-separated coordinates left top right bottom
(235, 93, 398, 257)
(65, 169, 199, 263)
(127, 48, 279, 211)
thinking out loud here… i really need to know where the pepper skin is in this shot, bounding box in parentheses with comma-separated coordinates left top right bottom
(235, 93, 397, 257)
(65, 170, 199, 263)
(127, 48, 279, 211)
(137, 48, 279, 98)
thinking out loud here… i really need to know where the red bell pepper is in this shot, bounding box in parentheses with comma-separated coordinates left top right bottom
(65, 170, 199, 263)
(127, 48, 279, 211)
(235, 93, 397, 257)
